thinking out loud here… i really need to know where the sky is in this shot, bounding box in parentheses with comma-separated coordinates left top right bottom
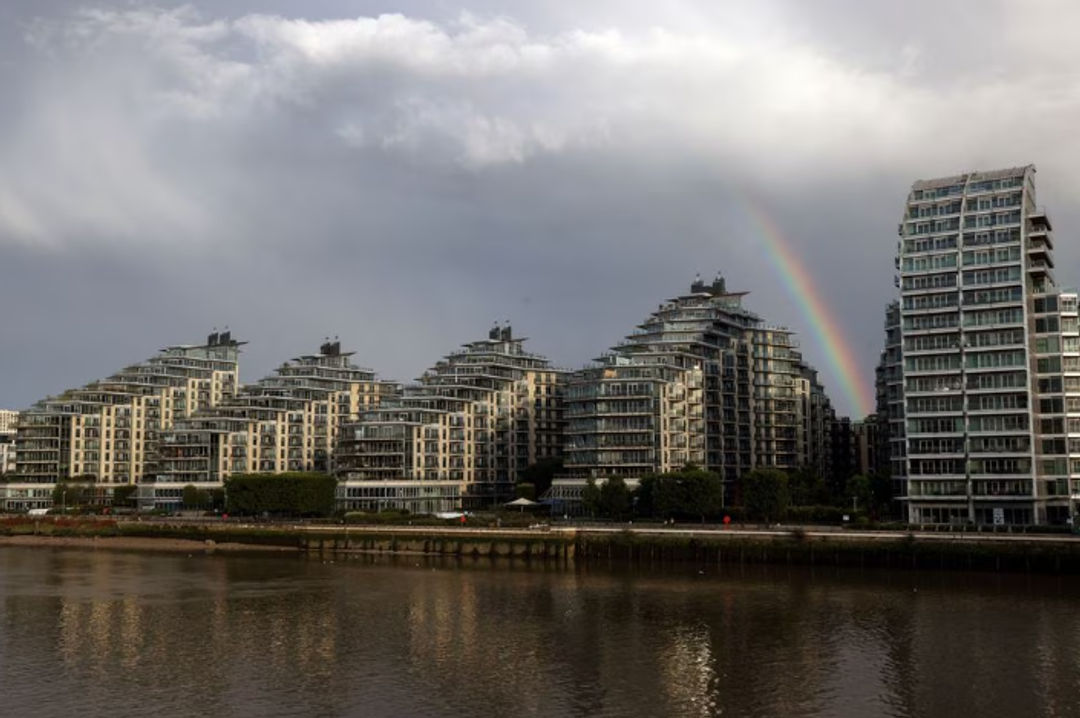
(3, 0, 1080, 417)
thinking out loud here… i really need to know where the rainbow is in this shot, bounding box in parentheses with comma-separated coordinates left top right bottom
(739, 195, 874, 418)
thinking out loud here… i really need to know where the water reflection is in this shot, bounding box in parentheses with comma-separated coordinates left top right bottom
(2, 548, 1080, 717)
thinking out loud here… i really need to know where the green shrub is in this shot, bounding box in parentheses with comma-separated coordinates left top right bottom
(225, 473, 337, 517)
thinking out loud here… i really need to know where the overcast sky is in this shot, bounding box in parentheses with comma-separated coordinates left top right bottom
(2, 0, 1080, 416)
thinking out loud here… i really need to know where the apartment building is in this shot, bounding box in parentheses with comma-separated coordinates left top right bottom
(852, 417, 880, 478)
(1, 333, 242, 510)
(336, 326, 564, 513)
(875, 301, 906, 501)
(0, 409, 17, 434)
(0, 410, 16, 475)
(553, 275, 833, 505)
(145, 341, 398, 509)
(895, 165, 1079, 525)
(561, 359, 706, 480)
(797, 364, 835, 480)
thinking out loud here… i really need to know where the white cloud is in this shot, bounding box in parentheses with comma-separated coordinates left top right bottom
(7, 4, 1080, 249)
(7, 2, 1080, 415)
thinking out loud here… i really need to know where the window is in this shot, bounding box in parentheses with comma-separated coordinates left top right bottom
(902, 252, 957, 271)
(962, 286, 1023, 305)
(1035, 316, 1060, 333)
(962, 266, 1021, 285)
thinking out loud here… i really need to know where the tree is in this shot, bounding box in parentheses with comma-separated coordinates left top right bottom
(650, 473, 682, 519)
(788, 466, 827, 507)
(182, 484, 199, 510)
(52, 480, 92, 510)
(599, 477, 631, 520)
(846, 474, 872, 513)
(634, 474, 662, 518)
(741, 468, 790, 522)
(224, 473, 338, 517)
(582, 477, 601, 517)
(869, 471, 894, 519)
(515, 482, 537, 501)
(635, 468, 724, 521)
(680, 469, 724, 522)
(112, 484, 138, 507)
(520, 458, 563, 498)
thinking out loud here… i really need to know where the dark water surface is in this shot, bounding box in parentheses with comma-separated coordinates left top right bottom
(1, 546, 1079, 717)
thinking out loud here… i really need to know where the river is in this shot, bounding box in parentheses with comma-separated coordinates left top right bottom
(1, 546, 1078, 717)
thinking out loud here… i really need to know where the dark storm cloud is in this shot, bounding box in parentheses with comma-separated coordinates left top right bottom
(3, 0, 1080, 415)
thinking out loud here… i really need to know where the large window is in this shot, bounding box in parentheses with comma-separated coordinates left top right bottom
(908, 417, 964, 434)
(962, 266, 1021, 286)
(962, 227, 1021, 246)
(909, 459, 966, 475)
(908, 396, 964, 413)
(968, 457, 1031, 474)
(903, 312, 959, 330)
(968, 393, 1027, 411)
(962, 286, 1023, 305)
(964, 307, 1023, 326)
(965, 350, 1025, 369)
(903, 292, 959, 311)
(968, 414, 1028, 432)
(962, 245, 1021, 266)
(906, 355, 963, 372)
(903, 252, 958, 271)
(903, 272, 957, 291)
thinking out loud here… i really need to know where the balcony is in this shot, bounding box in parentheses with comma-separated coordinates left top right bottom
(1028, 207, 1052, 232)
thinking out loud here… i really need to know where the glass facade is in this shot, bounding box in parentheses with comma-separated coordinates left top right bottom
(895, 165, 1079, 525)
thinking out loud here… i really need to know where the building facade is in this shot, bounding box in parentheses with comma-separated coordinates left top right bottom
(0, 410, 17, 434)
(875, 300, 906, 502)
(797, 364, 835, 481)
(895, 165, 1079, 525)
(562, 359, 706, 480)
(336, 326, 564, 513)
(555, 275, 834, 505)
(144, 341, 398, 509)
(852, 417, 879, 478)
(0, 410, 16, 476)
(2, 333, 242, 511)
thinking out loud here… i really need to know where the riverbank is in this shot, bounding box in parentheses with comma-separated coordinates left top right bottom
(6, 518, 1080, 573)
(0, 534, 295, 553)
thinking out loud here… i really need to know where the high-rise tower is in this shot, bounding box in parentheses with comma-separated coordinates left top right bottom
(896, 165, 1077, 525)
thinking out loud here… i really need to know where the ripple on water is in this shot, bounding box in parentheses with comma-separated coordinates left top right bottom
(2, 548, 1080, 717)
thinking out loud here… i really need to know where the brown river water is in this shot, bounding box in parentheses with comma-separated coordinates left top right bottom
(1, 546, 1079, 717)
